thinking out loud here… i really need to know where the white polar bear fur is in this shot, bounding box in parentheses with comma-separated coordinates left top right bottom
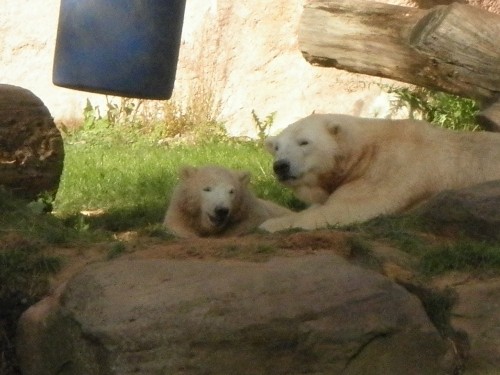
(260, 113, 500, 232)
(164, 165, 291, 238)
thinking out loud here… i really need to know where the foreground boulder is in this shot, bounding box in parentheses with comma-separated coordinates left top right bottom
(17, 255, 456, 375)
(451, 277, 500, 373)
(0, 84, 64, 200)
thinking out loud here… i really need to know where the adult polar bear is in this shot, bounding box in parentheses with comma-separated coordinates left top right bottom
(260, 113, 500, 232)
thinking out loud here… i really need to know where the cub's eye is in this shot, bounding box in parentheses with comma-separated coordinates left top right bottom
(229, 188, 235, 194)
(299, 140, 309, 146)
(203, 187, 211, 192)
(274, 145, 279, 152)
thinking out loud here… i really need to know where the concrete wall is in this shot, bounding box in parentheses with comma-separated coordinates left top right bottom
(1, 0, 497, 136)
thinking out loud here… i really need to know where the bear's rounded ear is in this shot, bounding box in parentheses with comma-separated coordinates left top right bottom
(180, 166, 197, 180)
(264, 137, 276, 154)
(327, 122, 341, 136)
(238, 171, 251, 186)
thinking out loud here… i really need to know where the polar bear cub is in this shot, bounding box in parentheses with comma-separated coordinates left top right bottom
(260, 113, 500, 232)
(164, 165, 291, 238)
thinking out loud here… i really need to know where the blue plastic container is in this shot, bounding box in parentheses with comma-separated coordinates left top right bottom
(53, 0, 186, 99)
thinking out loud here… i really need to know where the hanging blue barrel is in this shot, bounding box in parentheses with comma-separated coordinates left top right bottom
(53, 0, 187, 100)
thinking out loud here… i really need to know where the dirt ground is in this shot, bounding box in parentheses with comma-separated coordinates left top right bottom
(48, 230, 362, 290)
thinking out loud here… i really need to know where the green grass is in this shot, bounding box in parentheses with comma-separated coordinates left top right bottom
(420, 240, 500, 276)
(344, 214, 500, 277)
(343, 215, 428, 255)
(54, 138, 299, 231)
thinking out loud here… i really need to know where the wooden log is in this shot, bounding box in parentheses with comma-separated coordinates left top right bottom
(299, 0, 500, 103)
(409, 3, 500, 102)
(299, 1, 426, 83)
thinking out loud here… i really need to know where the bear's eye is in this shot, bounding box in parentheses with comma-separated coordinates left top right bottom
(203, 187, 212, 192)
(299, 140, 309, 146)
(229, 188, 235, 194)
(274, 145, 279, 152)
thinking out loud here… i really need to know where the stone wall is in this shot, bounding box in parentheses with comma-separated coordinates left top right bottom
(1, 0, 497, 136)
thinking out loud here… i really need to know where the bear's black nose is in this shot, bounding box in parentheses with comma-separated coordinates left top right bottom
(214, 207, 229, 221)
(273, 159, 290, 180)
(209, 206, 230, 227)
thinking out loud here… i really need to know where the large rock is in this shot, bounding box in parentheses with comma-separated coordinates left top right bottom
(0, 84, 64, 200)
(414, 180, 500, 240)
(17, 255, 457, 375)
(451, 278, 500, 374)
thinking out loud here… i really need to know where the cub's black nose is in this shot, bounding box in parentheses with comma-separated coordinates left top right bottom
(210, 206, 230, 227)
(214, 207, 229, 220)
(273, 160, 290, 179)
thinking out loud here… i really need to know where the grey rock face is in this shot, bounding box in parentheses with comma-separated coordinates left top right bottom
(17, 255, 456, 375)
(452, 278, 500, 374)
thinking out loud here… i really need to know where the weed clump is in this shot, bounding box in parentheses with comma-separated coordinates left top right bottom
(388, 86, 480, 131)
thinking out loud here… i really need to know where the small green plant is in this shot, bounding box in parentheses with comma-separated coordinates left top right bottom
(388, 86, 480, 131)
(107, 242, 127, 260)
(83, 97, 143, 129)
(71, 97, 165, 145)
(83, 98, 101, 129)
(27, 192, 55, 214)
(251, 110, 276, 144)
(104, 96, 139, 126)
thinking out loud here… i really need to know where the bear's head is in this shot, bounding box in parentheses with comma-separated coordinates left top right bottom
(176, 165, 251, 234)
(264, 114, 356, 204)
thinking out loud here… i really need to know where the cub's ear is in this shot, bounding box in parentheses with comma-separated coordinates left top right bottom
(238, 171, 251, 186)
(327, 121, 341, 136)
(264, 136, 276, 154)
(179, 166, 197, 180)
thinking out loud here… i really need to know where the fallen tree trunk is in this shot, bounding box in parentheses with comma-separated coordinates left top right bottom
(299, 0, 500, 129)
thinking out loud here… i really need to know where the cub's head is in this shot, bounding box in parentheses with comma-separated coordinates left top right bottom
(177, 165, 250, 234)
(265, 114, 354, 203)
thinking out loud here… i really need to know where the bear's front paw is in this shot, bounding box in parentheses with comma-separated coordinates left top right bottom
(259, 215, 297, 233)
